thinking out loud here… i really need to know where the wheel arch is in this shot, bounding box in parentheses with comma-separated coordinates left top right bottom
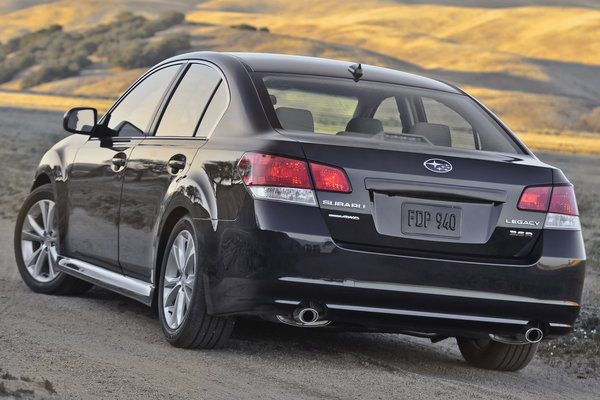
(31, 173, 52, 191)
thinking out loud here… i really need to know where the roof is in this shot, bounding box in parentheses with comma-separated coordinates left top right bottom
(169, 51, 461, 94)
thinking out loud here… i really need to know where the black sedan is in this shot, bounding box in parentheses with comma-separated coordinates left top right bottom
(14, 52, 586, 371)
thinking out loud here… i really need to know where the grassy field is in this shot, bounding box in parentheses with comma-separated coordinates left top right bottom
(0, 89, 114, 113)
(188, 0, 600, 77)
(0, 0, 597, 155)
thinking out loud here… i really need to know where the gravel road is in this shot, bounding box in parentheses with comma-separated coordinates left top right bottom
(1, 108, 599, 399)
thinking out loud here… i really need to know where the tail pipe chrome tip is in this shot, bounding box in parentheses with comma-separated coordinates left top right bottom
(293, 307, 320, 324)
(523, 327, 544, 344)
(276, 301, 331, 327)
(489, 323, 545, 345)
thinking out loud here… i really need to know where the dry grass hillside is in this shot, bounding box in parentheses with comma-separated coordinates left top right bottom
(0, 0, 598, 154)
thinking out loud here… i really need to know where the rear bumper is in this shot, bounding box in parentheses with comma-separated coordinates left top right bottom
(200, 199, 586, 338)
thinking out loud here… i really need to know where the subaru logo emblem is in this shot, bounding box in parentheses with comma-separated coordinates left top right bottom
(424, 158, 452, 173)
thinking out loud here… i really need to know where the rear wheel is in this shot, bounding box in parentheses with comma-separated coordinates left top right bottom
(158, 216, 234, 348)
(14, 184, 92, 295)
(457, 337, 539, 371)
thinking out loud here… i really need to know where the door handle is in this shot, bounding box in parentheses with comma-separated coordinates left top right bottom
(111, 152, 127, 171)
(168, 155, 186, 175)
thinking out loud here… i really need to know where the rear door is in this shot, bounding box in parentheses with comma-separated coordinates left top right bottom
(119, 62, 225, 281)
(64, 64, 182, 271)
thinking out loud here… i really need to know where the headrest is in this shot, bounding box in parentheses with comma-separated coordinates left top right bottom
(410, 122, 452, 147)
(275, 107, 314, 132)
(345, 117, 384, 135)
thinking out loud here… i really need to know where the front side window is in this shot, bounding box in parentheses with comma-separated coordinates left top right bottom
(257, 74, 522, 154)
(155, 64, 222, 137)
(108, 65, 181, 137)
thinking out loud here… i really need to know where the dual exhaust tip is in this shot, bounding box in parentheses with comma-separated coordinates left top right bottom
(282, 305, 546, 343)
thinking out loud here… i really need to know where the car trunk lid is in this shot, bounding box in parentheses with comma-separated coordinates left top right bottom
(295, 136, 552, 262)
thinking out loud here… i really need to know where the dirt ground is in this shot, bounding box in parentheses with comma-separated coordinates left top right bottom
(0, 107, 599, 399)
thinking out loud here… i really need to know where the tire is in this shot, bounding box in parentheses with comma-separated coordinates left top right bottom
(158, 216, 234, 349)
(457, 337, 539, 371)
(14, 184, 92, 295)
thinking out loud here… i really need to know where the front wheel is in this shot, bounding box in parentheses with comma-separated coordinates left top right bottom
(14, 184, 92, 295)
(158, 216, 234, 348)
(457, 337, 539, 371)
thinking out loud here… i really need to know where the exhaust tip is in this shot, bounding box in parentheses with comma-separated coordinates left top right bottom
(295, 307, 319, 324)
(524, 327, 543, 343)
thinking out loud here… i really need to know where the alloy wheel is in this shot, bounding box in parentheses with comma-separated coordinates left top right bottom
(162, 230, 196, 329)
(20, 199, 60, 283)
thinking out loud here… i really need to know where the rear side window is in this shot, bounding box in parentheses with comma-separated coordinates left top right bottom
(258, 74, 523, 154)
(108, 65, 180, 137)
(155, 64, 222, 137)
(197, 81, 228, 137)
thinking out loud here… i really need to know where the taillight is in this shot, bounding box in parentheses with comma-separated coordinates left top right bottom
(549, 186, 578, 216)
(238, 153, 352, 206)
(239, 153, 311, 189)
(310, 163, 351, 192)
(518, 187, 551, 211)
(238, 153, 316, 206)
(518, 185, 580, 230)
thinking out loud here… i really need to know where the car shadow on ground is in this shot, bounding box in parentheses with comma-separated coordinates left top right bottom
(80, 285, 467, 374)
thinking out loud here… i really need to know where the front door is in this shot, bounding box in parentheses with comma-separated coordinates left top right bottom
(64, 64, 183, 271)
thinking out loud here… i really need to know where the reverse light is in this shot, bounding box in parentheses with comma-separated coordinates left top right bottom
(518, 185, 580, 230)
(310, 163, 351, 192)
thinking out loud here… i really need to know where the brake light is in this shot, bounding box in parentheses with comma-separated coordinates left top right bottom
(238, 153, 316, 206)
(518, 185, 580, 230)
(518, 187, 551, 212)
(239, 153, 311, 189)
(549, 186, 579, 216)
(310, 163, 351, 192)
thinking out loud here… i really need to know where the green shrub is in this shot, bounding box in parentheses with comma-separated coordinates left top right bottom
(20, 54, 91, 89)
(230, 23, 257, 31)
(106, 33, 190, 68)
(0, 11, 188, 86)
(259, 27, 270, 33)
(0, 53, 35, 83)
(575, 107, 600, 133)
(8, 25, 63, 51)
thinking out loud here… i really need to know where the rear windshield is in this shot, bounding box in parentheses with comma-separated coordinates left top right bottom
(256, 74, 523, 154)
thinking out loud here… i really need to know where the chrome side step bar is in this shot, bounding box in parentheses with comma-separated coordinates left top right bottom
(57, 256, 154, 306)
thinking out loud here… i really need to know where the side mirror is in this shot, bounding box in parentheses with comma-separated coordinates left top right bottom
(63, 107, 97, 134)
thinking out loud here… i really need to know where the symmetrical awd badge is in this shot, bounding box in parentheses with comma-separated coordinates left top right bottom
(424, 158, 452, 173)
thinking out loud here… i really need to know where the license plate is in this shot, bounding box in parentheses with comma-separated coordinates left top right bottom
(401, 203, 461, 238)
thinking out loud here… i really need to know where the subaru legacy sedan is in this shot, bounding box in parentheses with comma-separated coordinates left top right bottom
(15, 52, 585, 370)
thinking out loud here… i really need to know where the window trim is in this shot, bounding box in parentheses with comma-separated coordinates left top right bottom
(99, 62, 186, 138)
(148, 60, 231, 140)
